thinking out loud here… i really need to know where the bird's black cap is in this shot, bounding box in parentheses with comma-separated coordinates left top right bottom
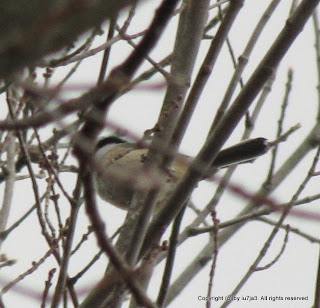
(95, 136, 126, 151)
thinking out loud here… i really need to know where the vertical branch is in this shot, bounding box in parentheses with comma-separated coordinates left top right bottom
(312, 9, 320, 308)
(205, 210, 219, 308)
(312, 10, 320, 119)
(0, 132, 16, 251)
(156, 206, 186, 307)
(242, 73, 276, 138)
(314, 234, 320, 307)
(170, 0, 244, 152)
(149, 0, 211, 166)
(265, 69, 293, 186)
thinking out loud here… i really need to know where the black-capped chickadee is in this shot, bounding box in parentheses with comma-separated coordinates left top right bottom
(94, 136, 269, 210)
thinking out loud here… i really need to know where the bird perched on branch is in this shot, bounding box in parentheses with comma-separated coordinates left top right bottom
(94, 136, 269, 210)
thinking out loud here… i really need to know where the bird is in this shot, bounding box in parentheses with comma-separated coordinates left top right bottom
(94, 136, 269, 210)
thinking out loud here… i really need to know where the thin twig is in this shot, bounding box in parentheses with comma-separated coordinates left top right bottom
(59, 36, 121, 66)
(45, 28, 100, 67)
(209, 0, 281, 132)
(97, 18, 117, 84)
(206, 210, 220, 308)
(50, 175, 82, 308)
(41, 269, 56, 308)
(256, 217, 320, 244)
(68, 250, 103, 286)
(1, 237, 61, 294)
(157, 206, 186, 307)
(312, 10, 320, 119)
(254, 225, 290, 271)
